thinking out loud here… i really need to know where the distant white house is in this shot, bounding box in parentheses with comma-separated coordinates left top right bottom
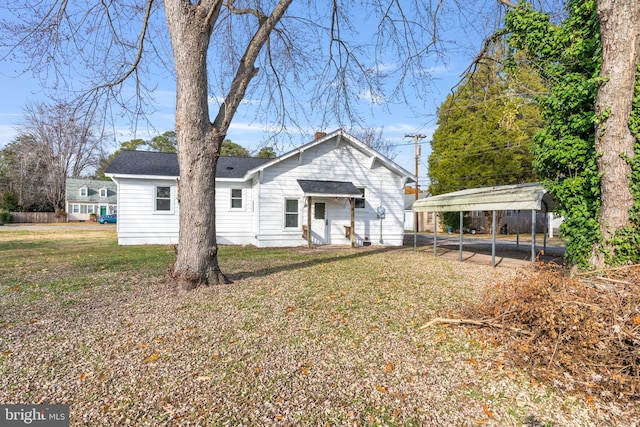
(65, 178, 117, 222)
(105, 129, 416, 247)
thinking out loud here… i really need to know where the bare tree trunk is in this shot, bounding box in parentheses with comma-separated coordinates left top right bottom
(164, 1, 227, 290)
(591, 0, 640, 267)
(164, 0, 292, 289)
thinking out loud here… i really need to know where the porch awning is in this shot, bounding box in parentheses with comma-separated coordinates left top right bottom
(297, 179, 363, 198)
(412, 182, 556, 213)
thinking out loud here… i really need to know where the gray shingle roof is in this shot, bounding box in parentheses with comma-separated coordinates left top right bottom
(297, 179, 362, 197)
(104, 150, 271, 178)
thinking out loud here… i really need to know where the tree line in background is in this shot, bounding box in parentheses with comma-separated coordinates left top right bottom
(94, 132, 277, 179)
(0, 101, 104, 213)
(0, 98, 391, 218)
(0, 103, 277, 214)
(428, 45, 544, 195)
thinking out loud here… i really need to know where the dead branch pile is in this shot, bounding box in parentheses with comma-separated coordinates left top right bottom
(465, 264, 640, 402)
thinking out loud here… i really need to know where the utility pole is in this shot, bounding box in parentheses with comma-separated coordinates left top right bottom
(405, 134, 427, 233)
(405, 134, 426, 199)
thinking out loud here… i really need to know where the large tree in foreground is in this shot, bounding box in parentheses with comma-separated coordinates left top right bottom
(164, 0, 294, 287)
(505, 0, 640, 267)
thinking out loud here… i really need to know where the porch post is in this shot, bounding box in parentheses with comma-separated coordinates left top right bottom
(307, 196, 312, 248)
(349, 197, 355, 248)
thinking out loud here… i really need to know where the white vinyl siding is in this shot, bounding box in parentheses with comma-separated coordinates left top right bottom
(215, 181, 255, 245)
(114, 178, 179, 245)
(255, 140, 406, 247)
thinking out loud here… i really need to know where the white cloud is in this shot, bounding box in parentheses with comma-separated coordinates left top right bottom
(359, 89, 385, 105)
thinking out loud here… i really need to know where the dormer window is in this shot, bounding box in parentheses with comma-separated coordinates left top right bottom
(100, 187, 107, 198)
(79, 186, 88, 197)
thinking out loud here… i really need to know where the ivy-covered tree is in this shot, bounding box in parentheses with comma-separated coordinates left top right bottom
(505, 0, 640, 267)
(428, 44, 543, 195)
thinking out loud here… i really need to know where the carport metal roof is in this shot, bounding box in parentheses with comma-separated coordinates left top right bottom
(411, 183, 557, 267)
(412, 182, 556, 213)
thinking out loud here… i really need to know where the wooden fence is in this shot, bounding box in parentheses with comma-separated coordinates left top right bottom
(9, 212, 65, 224)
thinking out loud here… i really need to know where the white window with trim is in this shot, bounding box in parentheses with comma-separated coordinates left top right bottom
(79, 186, 88, 197)
(72, 204, 80, 214)
(155, 185, 173, 213)
(284, 198, 299, 228)
(100, 187, 107, 198)
(355, 188, 365, 209)
(230, 188, 243, 209)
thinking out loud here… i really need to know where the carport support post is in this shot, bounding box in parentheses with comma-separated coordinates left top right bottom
(433, 213, 438, 257)
(543, 210, 548, 252)
(491, 210, 496, 267)
(459, 211, 463, 261)
(531, 210, 536, 264)
(307, 196, 312, 248)
(516, 210, 520, 250)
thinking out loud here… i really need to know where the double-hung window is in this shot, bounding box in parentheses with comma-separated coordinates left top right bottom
(155, 186, 172, 212)
(231, 189, 243, 209)
(285, 199, 299, 228)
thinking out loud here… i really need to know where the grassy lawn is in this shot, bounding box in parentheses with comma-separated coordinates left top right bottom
(0, 227, 616, 425)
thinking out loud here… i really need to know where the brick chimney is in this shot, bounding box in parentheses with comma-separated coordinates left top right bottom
(314, 132, 327, 140)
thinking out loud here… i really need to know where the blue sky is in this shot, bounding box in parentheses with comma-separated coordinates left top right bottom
(0, 2, 496, 187)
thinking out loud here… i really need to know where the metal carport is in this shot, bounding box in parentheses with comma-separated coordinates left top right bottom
(412, 183, 557, 266)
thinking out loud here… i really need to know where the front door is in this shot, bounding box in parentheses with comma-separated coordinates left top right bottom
(99, 205, 107, 216)
(312, 202, 328, 244)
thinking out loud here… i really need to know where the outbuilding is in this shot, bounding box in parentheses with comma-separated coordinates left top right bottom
(412, 183, 557, 266)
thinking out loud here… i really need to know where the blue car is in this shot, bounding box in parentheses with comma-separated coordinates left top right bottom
(98, 214, 117, 224)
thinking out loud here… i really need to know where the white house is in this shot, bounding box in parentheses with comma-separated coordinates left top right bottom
(105, 129, 415, 247)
